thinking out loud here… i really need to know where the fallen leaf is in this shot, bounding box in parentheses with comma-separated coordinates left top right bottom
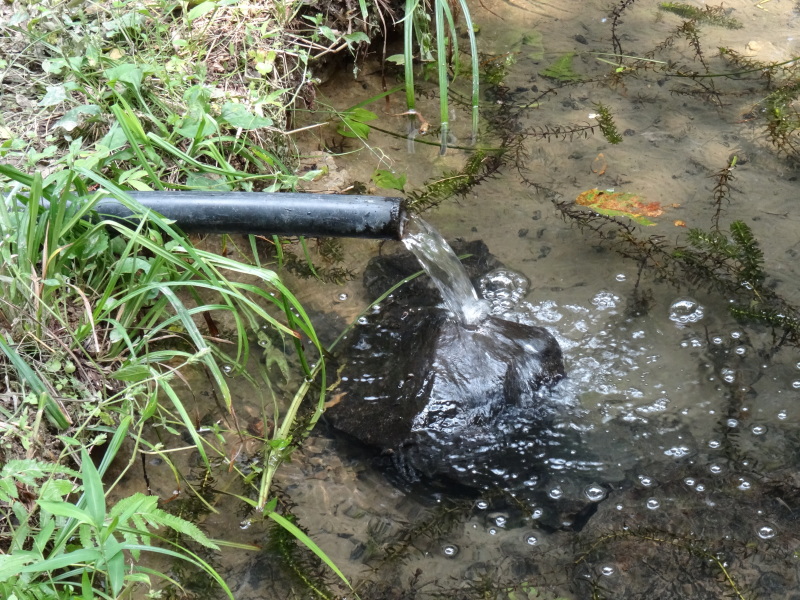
(674, 220, 687, 227)
(576, 188, 663, 226)
(591, 153, 607, 175)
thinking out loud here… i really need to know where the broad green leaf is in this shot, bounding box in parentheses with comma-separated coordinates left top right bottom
(111, 363, 152, 382)
(343, 32, 370, 45)
(37, 500, 93, 525)
(220, 103, 273, 130)
(117, 257, 151, 274)
(185, 172, 231, 191)
(39, 85, 67, 107)
(187, 1, 217, 22)
(337, 119, 370, 138)
(104, 63, 144, 92)
(371, 169, 406, 191)
(55, 105, 101, 132)
(80, 448, 106, 527)
(19, 548, 102, 574)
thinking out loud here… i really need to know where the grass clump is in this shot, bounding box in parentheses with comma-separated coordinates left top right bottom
(0, 162, 332, 595)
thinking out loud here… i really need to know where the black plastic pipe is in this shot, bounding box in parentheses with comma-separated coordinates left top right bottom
(94, 191, 408, 240)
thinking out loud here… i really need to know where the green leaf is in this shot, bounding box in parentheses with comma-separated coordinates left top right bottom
(343, 31, 370, 45)
(37, 500, 94, 525)
(55, 104, 102, 132)
(111, 363, 152, 382)
(186, 2, 217, 23)
(81, 448, 106, 527)
(18, 548, 102, 575)
(104, 63, 144, 92)
(117, 257, 151, 274)
(219, 103, 273, 130)
(39, 85, 67, 107)
(337, 107, 377, 138)
(187, 1, 217, 22)
(371, 169, 406, 191)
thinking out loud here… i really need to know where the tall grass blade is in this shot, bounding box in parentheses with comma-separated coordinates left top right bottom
(267, 511, 354, 592)
(435, 0, 449, 155)
(457, 0, 480, 142)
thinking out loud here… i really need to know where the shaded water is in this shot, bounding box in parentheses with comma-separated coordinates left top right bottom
(121, 1, 800, 598)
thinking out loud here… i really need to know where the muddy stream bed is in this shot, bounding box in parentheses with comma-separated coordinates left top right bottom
(117, 1, 800, 598)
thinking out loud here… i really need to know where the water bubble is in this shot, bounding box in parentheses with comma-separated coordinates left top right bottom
(731, 330, 743, 339)
(721, 368, 736, 384)
(442, 544, 459, 557)
(600, 565, 616, 576)
(525, 534, 539, 546)
(591, 291, 619, 310)
(752, 424, 767, 435)
(726, 418, 740, 428)
(488, 528, 498, 535)
(258, 339, 269, 347)
(638, 475, 655, 488)
(735, 346, 746, 356)
(584, 484, 607, 502)
(711, 336, 724, 345)
(475, 500, 489, 510)
(646, 498, 660, 510)
(371, 304, 382, 314)
(709, 464, 723, 474)
(239, 519, 252, 530)
(668, 298, 705, 325)
(695, 483, 706, 492)
(757, 526, 776, 539)
(777, 410, 788, 420)
(737, 478, 752, 491)
(684, 478, 696, 487)
(479, 269, 530, 312)
(708, 440, 721, 449)
(548, 486, 564, 500)
(494, 515, 507, 528)
(357, 316, 369, 325)
(615, 273, 627, 282)
(793, 381, 800, 389)
(531, 508, 544, 519)
(337, 293, 348, 302)
(221, 364, 234, 375)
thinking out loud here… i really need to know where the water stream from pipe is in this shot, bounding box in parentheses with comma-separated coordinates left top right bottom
(402, 214, 490, 325)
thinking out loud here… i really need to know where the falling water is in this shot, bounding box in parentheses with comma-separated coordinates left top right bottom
(402, 214, 490, 326)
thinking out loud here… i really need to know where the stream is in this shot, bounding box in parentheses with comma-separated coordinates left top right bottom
(121, 1, 800, 598)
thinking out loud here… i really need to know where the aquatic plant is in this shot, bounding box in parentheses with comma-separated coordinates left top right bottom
(540, 53, 582, 82)
(659, 2, 744, 29)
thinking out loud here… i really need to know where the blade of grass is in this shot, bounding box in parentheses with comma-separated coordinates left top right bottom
(435, 0, 449, 155)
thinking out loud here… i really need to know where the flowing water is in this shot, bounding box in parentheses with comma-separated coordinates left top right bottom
(120, 1, 800, 598)
(401, 214, 490, 326)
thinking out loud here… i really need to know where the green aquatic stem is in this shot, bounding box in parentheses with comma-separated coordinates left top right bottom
(435, 0, 449, 155)
(458, 0, 480, 142)
(403, 0, 417, 113)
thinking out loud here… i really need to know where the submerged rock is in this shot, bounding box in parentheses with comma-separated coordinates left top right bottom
(325, 241, 569, 492)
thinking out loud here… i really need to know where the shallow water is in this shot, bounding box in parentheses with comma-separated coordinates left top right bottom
(123, 1, 800, 598)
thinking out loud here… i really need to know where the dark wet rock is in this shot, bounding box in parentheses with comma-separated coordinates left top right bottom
(325, 241, 568, 494)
